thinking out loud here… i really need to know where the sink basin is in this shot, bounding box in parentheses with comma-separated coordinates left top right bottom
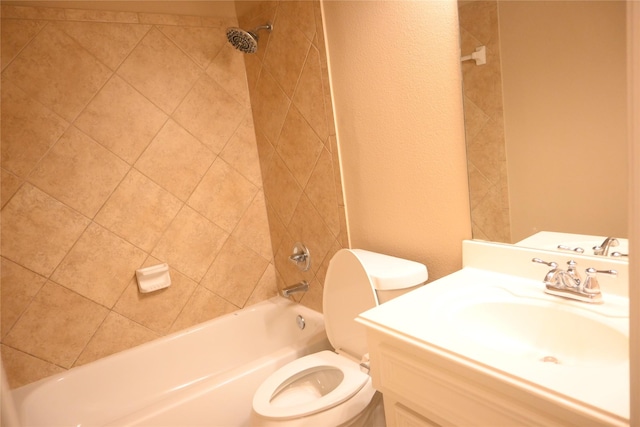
(357, 265, 630, 421)
(452, 300, 628, 367)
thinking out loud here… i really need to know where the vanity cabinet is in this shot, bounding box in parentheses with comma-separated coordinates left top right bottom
(363, 325, 624, 427)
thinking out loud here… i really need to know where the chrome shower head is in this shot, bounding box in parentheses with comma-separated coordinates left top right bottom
(226, 23, 272, 54)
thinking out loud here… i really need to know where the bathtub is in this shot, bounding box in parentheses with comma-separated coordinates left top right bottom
(9, 297, 330, 427)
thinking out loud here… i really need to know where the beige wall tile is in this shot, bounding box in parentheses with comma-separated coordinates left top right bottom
(95, 169, 183, 252)
(232, 191, 273, 261)
(75, 75, 167, 164)
(1, 258, 46, 339)
(244, 263, 278, 306)
(1, 79, 69, 178)
(0, 344, 65, 389)
(292, 45, 328, 142)
(250, 68, 290, 144)
(276, 0, 316, 42)
(276, 105, 323, 188)
(54, 21, 150, 70)
(29, 127, 130, 218)
(170, 286, 238, 332)
(114, 258, 197, 334)
(158, 25, 227, 69)
(1, 169, 23, 208)
(1, 184, 90, 276)
(4, 282, 108, 368)
(152, 206, 228, 281)
(75, 312, 158, 366)
(206, 44, 252, 108)
(286, 194, 334, 274)
(0, 18, 47, 70)
(188, 158, 259, 233)
(299, 278, 323, 313)
(201, 237, 269, 307)
(135, 120, 215, 201)
(262, 152, 303, 226)
(220, 117, 263, 186)
(304, 148, 340, 237)
(51, 223, 147, 308)
(262, 19, 310, 97)
(173, 75, 247, 155)
(117, 27, 202, 114)
(2, 24, 112, 121)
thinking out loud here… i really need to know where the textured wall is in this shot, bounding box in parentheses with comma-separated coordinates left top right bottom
(0, 3, 276, 388)
(235, 0, 348, 312)
(322, 0, 472, 281)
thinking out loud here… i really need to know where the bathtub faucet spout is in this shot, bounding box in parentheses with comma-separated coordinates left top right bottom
(282, 281, 309, 298)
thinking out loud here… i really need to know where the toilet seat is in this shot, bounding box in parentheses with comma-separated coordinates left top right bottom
(252, 350, 369, 420)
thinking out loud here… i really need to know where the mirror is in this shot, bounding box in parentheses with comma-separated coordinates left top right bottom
(458, 0, 628, 254)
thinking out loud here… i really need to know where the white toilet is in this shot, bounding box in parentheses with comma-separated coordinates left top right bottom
(251, 249, 428, 427)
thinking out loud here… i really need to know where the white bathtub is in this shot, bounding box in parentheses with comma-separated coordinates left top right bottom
(9, 297, 330, 427)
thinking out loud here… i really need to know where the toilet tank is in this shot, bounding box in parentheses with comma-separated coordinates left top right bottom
(350, 249, 428, 304)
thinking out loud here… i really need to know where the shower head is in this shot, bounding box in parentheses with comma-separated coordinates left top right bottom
(226, 23, 272, 54)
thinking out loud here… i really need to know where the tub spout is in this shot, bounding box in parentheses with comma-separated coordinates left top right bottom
(282, 281, 309, 298)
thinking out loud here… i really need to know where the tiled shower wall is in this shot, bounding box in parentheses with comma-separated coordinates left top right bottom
(458, 1, 511, 243)
(235, 1, 348, 311)
(0, 4, 277, 388)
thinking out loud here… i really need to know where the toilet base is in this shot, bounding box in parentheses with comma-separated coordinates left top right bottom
(340, 391, 385, 427)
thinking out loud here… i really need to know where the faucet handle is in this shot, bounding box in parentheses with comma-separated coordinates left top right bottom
(531, 258, 558, 268)
(557, 245, 585, 254)
(582, 268, 617, 294)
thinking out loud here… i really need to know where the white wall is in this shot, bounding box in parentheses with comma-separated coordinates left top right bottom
(321, 0, 472, 281)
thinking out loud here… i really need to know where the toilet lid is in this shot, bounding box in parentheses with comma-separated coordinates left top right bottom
(323, 249, 377, 360)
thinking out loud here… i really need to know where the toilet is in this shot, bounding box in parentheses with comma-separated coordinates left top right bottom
(251, 249, 428, 427)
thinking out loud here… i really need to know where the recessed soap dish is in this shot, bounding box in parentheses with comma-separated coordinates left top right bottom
(136, 263, 171, 293)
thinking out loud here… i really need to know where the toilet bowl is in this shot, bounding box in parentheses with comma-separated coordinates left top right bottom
(251, 249, 428, 426)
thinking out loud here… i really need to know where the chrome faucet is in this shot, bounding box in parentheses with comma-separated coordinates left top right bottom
(531, 258, 616, 304)
(282, 281, 309, 298)
(592, 237, 619, 256)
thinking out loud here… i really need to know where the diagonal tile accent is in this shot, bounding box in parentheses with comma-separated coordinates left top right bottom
(114, 257, 197, 334)
(4, 282, 108, 368)
(276, 105, 324, 188)
(188, 158, 259, 233)
(152, 206, 228, 282)
(206, 44, 252, 108)
(1, 184, 90, 277)
(1, 79, 69, 178)
(201, 237, 269, 307)
(292, 45, 328, 142)
(0, 18, 47, 71)
(1, 258, 47, 339)
(158, 25, 227, 69)
(95, 169, 183, 253)
(173, 74, 246, 155)
(74, 312, 158, 366)
(1, 24, 112, 121)
(51, 223, 147, 308)
(29, 127, 130, 218)
(220, 116, 263, 186)
(134, 119, 216, 201)
(75, 75, 168, 165)
(117, 27, 202, 114)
